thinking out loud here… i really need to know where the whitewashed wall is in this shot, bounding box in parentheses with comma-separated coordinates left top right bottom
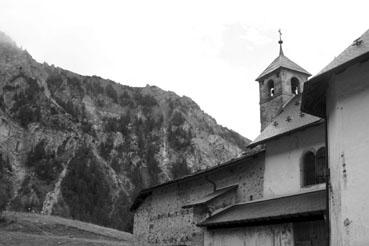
(326, 60, 369, 246)
(263, 125, 325, 197)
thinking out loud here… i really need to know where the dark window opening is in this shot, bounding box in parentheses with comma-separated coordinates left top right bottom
(303, 151, 316, 186)
(302, 148, 327, 186)
(316, 147, 326, 184)
(291, 77, 300, 95)
(267, 80, 275, 97)
(294, 221, 328, 246)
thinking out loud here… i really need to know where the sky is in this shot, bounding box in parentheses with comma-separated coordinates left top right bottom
(0, 0, 368, 140)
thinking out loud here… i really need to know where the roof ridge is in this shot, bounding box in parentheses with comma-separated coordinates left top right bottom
(256, 53, 311, 81)
(316, 29, 369, 78)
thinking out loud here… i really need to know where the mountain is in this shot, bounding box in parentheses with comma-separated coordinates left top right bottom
(0, 31, 250, 232)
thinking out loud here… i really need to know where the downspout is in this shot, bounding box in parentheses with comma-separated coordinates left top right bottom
(325, 116, 331, 246)
(205, 176, 216, 192)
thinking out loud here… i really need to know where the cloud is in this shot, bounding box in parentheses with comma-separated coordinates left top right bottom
(218, 23, 272, 67)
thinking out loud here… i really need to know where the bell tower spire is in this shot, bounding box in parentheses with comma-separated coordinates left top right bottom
(278, 29, 284, 56)
(255, 30, 312, 131)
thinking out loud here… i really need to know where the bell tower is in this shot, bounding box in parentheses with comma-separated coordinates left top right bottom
(255, 30, 311, 131)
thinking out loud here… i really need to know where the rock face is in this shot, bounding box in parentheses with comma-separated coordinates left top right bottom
(0, 32, 250, 231)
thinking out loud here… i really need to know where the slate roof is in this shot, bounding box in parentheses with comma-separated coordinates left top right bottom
(316, 29, 369, 77)
(130, 146, 265, 211)
(249, 94, 323, 147)
(256, 53, 311, 81)
(302, 29, 369, 117)
(182, 185, 238, 208)
(199, 188, 326, 227)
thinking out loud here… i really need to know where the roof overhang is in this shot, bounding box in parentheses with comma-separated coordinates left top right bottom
(255, 52, 312, 82)
(301, 45, 369, 117)
(198, 188, 326, 228)
(182, 185, 238, 209)
(256, 66, 311, 82)
(130, 190, 152, 211)
(200, 211, 325, 229)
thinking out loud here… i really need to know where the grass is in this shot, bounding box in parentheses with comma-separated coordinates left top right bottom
(0, 211, 133, 246)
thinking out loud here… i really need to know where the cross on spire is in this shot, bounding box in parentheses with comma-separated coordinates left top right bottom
(278, 29, 284, 56)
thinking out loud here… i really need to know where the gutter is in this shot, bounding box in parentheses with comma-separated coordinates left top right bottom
(324, 108, 331, 245)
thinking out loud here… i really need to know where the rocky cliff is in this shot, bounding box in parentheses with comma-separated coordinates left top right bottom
(0, 32, 250, 231)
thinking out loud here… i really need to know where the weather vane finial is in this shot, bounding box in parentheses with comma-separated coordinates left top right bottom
(278, 29, 284, 56)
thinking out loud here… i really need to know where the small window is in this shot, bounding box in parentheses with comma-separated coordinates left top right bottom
(291, 77, 300, 95)
(267, 80, 275, 97)
(302, 148, 327, 187)
(303, 151, 316, 186)
(316, 148, 326, 184)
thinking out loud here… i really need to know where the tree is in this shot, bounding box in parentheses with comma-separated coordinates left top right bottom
(170, 159, 191, 179)
(0, 154, 12, 214)
(61, 147, 112, 227)
(105, 84, 118, 103)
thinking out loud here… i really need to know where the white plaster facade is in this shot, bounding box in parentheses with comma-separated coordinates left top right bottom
(264, 124, 326, 197)
(203, 124, 326, 246)
(326, 60, 369, 246)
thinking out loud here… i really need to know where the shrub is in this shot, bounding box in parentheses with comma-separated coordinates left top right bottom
(118, 91, 134, 107)
(81, 120, 96, 137)
(46, 74, 63, 95)
(170, 159, 191, 179)
(8, 175, 41, 212)
(109, 191, 133, 232)
(0, 154, 12, 214)
(134, 92, 157, 113)
(10, 77, 43, 127)
(99, 135, 114, 160)
(26, 140, 62, 183)
(14, 104, 41, 127)
(86, 80, 104, 97)
(130, 164, 144, 194)
(54, 97, 79, 119)
(145, 144, 161, 186)
(105, 84, 118, 103)
(110, 157, 122, 173)
(167, 125, 192, 151)
(171, 111, 185, 126)
(103, 115, 130, 135)
(96, 98, 105, 107)
(67, 77, 84, 99)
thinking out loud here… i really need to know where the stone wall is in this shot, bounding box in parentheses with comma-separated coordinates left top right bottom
(258, 69, 309, 131)
(133, 153, 265, 246)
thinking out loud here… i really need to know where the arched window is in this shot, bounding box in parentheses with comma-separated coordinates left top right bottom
(291, 77, 300, 95)
(267, 80, 275, 97)
(302, 151, 316, 186)
(316, 147, 326, 184)
(302, 148, 326, 187)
